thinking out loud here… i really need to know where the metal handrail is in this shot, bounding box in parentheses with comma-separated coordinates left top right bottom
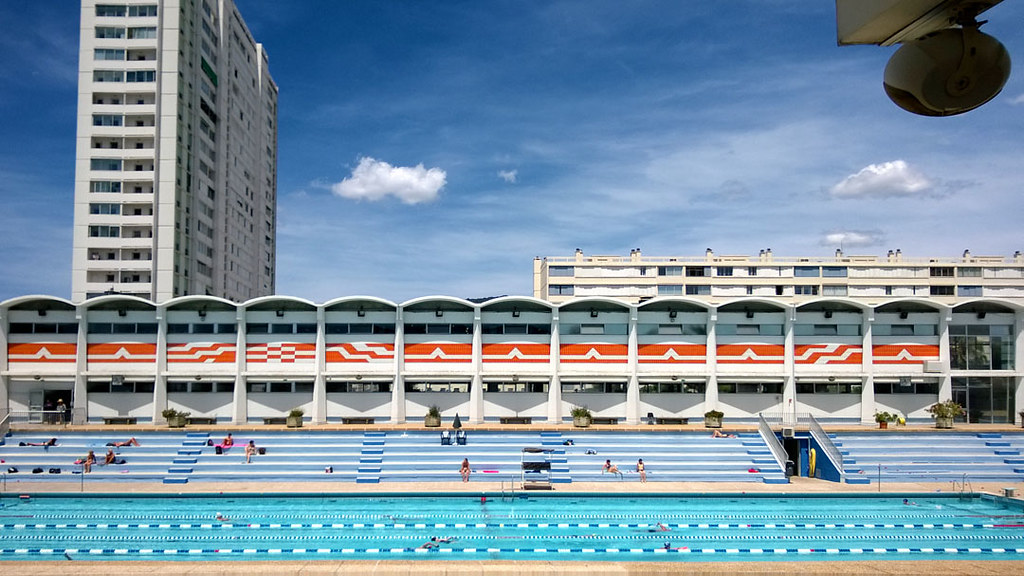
(757, 414, 789, 476)
(760, 411, 804, 427)
(0, 409, 10, 440)
(808, 414, 845, 483)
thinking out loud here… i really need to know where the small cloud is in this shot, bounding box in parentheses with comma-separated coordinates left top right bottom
(829, 160, 933, 199)
(497, 169, 518, 184)
(331, 157, 446, 204)
(1008, 93, 1024, 105)
(820, 230, 884, 248)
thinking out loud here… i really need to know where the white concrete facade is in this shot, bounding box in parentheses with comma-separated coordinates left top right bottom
(72, 0, 277, 303)
(536, 249, 1024, 305)
(2, 294, 1021, 427)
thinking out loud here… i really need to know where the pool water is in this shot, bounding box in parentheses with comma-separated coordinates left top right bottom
(2, 493, 1023, 562)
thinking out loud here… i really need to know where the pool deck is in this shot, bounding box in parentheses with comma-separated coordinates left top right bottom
(5, 423, 1024, 574)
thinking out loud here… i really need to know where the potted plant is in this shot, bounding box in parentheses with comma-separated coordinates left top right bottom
(926, 400, 964, 429)
(571, 405, 592, 428)
(424, 405, 442, 427)
(162, 408, 189, 428)
(874, 411, 897, 429)
(704, 409, 724, 428)
(286, 407, 304, 428)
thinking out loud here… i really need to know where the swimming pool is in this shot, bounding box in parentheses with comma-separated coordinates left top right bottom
(2, 493, 1023, 562)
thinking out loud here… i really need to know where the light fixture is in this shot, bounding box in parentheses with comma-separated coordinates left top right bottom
(590, 308, 599, 318)
(435, 309, 444, 318)
(118, 309, 127, 317)
(899, 311, 908, 320)
(977, 311, 986, 319)
(37, 309, 47, 317)
(357, 307, 365, 317)
(512, 307, 520, 318)
(198, 308, 207, 318)
(824, 310, 833, 319)
(668, 309, 677, 319)
(745, 308, 754, 319)
(276, 310, 285, 317)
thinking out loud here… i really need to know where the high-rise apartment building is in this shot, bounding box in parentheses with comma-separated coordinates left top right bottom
(72, 0, 277, 302)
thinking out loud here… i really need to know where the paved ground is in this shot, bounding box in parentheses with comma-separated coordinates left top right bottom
(4, 423, 1024, 574)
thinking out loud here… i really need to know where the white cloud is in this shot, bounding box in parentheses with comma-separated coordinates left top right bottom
(1008, 93, 1024, 105)
(829, 160, 932, 199)
(331, 157, 446, 204)
(820, 230, 884, 248)
(497, 169, 518, 183)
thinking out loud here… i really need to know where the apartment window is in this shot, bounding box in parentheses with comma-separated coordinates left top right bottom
(794, 285, 818, 296)
(822, 266, 848, 278)
(94, 49, 125, 61)
(794, 266, 819, 277)
(685, 285, 710, 296)
(90, 181, 121, 193)
(658, 266, 682, 276)
(548, 266, 574, 277)
(92, 114, 122, 127)
(548, 285, 574, 296)
(93, 70, 124, 82)
(822, 286, 848, 296)
(89, 203, 120, 215)
(957, 286, 983, 297)
(930, 285, 955, 296)
(96, 5, 126, 17)
(128, 5, 158, 17)
(930, 266, 954, 277)
(658, 285, 683, 296)
(685, 266, 708, 277)
(125, 70, 156, 82)
(127, 27, 157, 39)
(747, 266, 758, 276)
(88, 225, 119, 238)
(958, 267, 982, 277)
(95, 27, 126, 39)
(717, 266, 733, 276)
(90, 159, 122, 171)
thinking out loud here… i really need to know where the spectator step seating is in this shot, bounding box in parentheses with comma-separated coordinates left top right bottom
(831, 431, 1024, 484)
(163, 432, 211, 484)
(356, 431, 385, 483)
(2, 432, 188, 482)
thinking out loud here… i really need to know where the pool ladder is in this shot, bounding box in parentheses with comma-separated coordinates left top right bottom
(500, 475, 518, 501)
(952, 473, 973, 501)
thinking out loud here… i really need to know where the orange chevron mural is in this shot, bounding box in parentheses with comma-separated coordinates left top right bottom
(638, 343, 706, 364)
(794, 344, 862, 365)
(87, 342, 157, 363)
(872, 344, 940, 364)
(404, 342, 473, 363)
(717, 344, 784, 364)
(246, 343, 316, 363)
(559, 343, 628, 363)
(326, 342, 394, 363)
(167, 342, 236, 363)
(7, 342, 77, 363)
(482, 342, 550, 363)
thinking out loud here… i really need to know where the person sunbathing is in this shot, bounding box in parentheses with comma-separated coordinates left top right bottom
(107, 437, 140, 447)
(711, 430, 737, 438)
(23, 438, 58, 447)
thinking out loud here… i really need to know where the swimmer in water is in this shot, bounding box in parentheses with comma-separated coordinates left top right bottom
(215, 512, 230, 521)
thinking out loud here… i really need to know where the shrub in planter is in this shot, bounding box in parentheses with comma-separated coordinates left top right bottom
(926, 400, 964, 429)
(704, 410, 724, 429)
(424, 405, 442, 427)
(874, 411, 898, 429)
(287, 408, 304, 428)
(571, 405, 592, 428)
(162, 408, 189, 428)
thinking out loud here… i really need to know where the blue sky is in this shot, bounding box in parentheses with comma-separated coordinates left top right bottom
(1, 1, 1022, 303)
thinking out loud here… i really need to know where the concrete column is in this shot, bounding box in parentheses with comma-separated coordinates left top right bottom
(0, 307, 9, 418)
(469, 306, 484, 424)
(153, 305, 168, 424)
(704, 308, 718, 411)
(390, 307, 406, 423)
(1015, 311, 1024, 426)
(625, 306, 639, 424)
(860, 309, 875, 425)
(937, 307, 952, 402)
(312, 306, 327, 424)
(73, 305, 88, 424)
(546, 308, 562, 423)
(782, 307, 796, 423)
(231, 306, 247, 424)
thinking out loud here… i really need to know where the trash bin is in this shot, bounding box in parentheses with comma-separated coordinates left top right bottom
(785, 460, 796, 477)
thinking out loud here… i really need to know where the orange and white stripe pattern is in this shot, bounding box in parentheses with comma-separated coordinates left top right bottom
(716, 344, 785, 364)
(482, 343, 550, 363)
(325, 342, 394, 363)
(794, 344, 862, 365)
(559, 343, 628, 364)
(7, 342, 77, 363)
(167, 342, 236, 364)
(246, 343, 316, 363)
(872, 344, 940, 364)
(87, 342, 157, 363)
(637, 343, 706, 364)
(404, 342, 473, 363)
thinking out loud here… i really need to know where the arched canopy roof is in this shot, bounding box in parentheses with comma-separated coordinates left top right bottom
(951, 299, 1021, 314)
(2, 295, 76, 313)
(480, 296, 554, 314)
(796, 298, 868, 313)
(559, 297, 631, 314)
(165, 295, 236, 312)
(637, 297, 711, 313)
(402, 296, 475, 313)
(83, 295, 155, 312)
(717, 298, 788, 314)
(875, 298, 945, 314)
(323, 296, 397, 313)
(244, 295, 317, 312)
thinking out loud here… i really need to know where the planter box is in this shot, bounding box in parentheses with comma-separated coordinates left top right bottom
(424, 415, 441, 427)
(167, 416, 187, 428)
(286, 416, 303, 428)
(573, 416, 591, 428)
(934, 416, 954, 429)
(878, 421, 888, 429)
(704, 416, 722, 428)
